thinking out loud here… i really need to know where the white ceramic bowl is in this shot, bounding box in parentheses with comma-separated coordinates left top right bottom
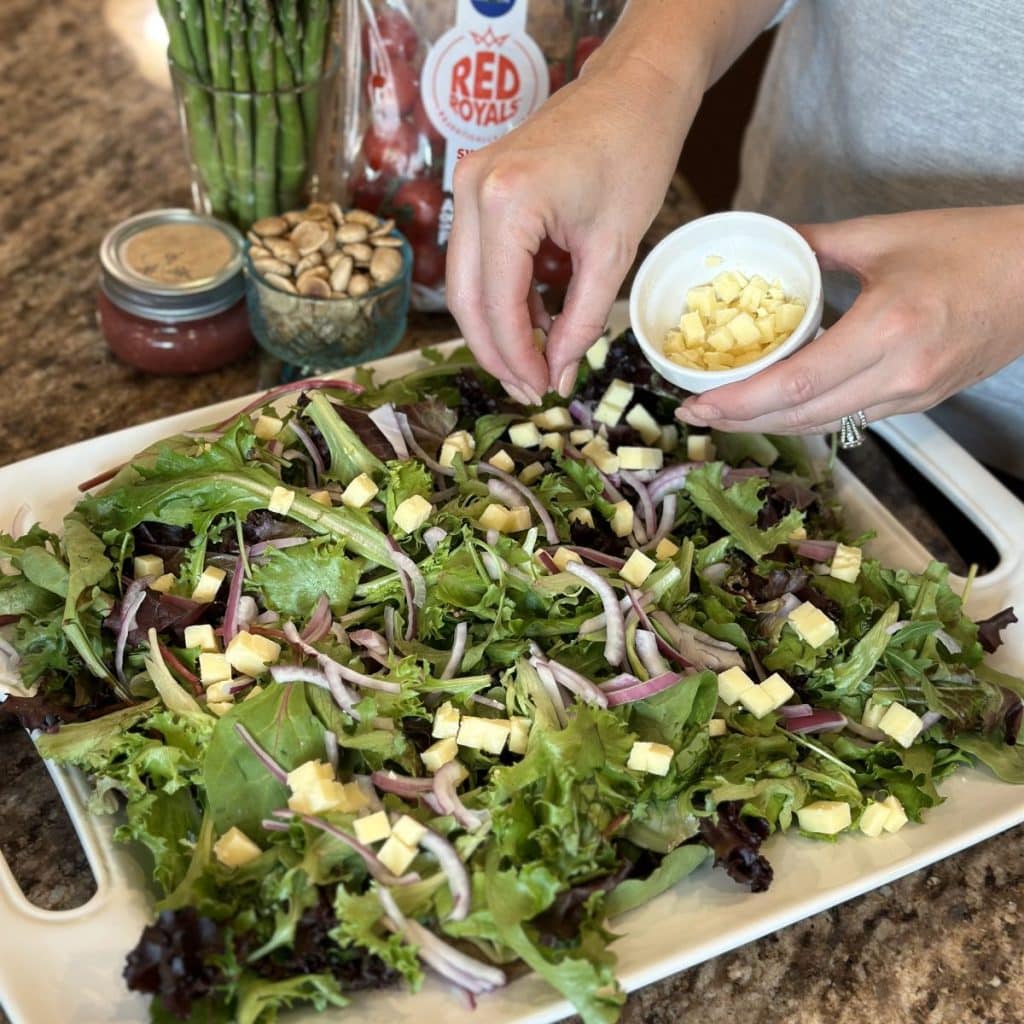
(629, 211, 823, 393)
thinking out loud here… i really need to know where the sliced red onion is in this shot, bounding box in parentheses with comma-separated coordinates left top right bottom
(234, 722, 288, 783)
(396, 412, 453, 477)
(301, 593, 332, 644)
(386, 536, 427, 609)
(371, 769, 435, 799)
(158, 641, 202, 695)
(477, 463, 558, 544)
(368, 403, 410, 459)
(635, 629, 670, 678)
(563, 546, 626, 570)
(416, 824, 472, 921)
(486, 478, 524, 509)
(10, 505, 32, 540)
(248, 536, 310, 558)
(701, 562, 730, 585)
(350, 628, 389, 661)
(78, 465, 121, 492)
(620, 471, 656, 539)
(625, 588, 691, 669)
(272, 809, 418, 887)
(227, 677, 255, 695)
(531, 652, 608, 708)
(533, 660, 568, 727)
(604, 670, 684, 707)
(844, 718, 886, 742)
(568, 399, 593, 428)
(536, 550, 559, 574)
(567, 562, 625, 667)
(324, 729, 340, 773)
(469, 693, 504, 711)
(237, 596, 260, 630)
(270, 664, 332, 687)
(580, 590, 649, 636)
(599, 672, 642, 693)
(485, 528, 500, 547)
(781, 709, 847, 734)
(724, 466, 770, 484)
(779, 703, 815, 719)
(643, 493, 678, 551)
(114, 580, 149, 683)
(434, 761, 487, 831)
(221, 557, 245, 644)
(214, 377, 363, 430)
(441, 622, 468, 680)
(920, 710, 943, 730)
(405, 918, 505, 994)
(268, 440, 284, 458)
(423, 527, 447, 553)
(795, 539, 839, 562)
(288, 419, 326, 480)
(649, 463, 699, 505)
(884, 620, 910, 635)
(256, 609, 280, 625)
(649, 611, 744, 672)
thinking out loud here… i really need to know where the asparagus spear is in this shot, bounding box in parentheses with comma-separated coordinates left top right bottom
(277, 0, 305, 82)
(177, 0, 211, 84)
(270, 19, 308, 210)
(228, 0, 256, 225)
(156, 0, 228, 213)
(299, 0, 331, 142)
(203, 0, 238, 220)
(247, 0, 279, 219)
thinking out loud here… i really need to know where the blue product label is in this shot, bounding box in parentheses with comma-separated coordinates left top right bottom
(470, 0, 517, 18)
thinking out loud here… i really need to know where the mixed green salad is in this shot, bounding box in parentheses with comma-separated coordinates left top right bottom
(1, 332, 1021, 1024)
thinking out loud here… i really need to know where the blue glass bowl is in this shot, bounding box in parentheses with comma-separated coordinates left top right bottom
(244, 232, 411, 374)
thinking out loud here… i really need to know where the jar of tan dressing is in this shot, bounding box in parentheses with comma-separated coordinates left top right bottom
(97, 209, 252, 374)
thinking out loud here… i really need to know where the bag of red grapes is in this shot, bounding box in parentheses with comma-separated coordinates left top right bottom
(343, 0, 623, 310)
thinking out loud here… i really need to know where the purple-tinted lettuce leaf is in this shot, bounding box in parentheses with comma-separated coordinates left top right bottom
(977, 607, 1018, 654)
(697, 800, 773, 893)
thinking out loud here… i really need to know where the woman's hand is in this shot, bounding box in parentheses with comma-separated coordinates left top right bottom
(676, 206, 1024, 434)
(447, 58, 692, 403)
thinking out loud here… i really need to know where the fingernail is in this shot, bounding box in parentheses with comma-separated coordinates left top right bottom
(678, 403, 718, 424)
(556, 362, 579, 399)
(523, 384, 544, 406)
(503, 381, 532, 405)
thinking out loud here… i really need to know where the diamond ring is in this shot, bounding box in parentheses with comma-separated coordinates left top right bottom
(839, 410, 868, 449)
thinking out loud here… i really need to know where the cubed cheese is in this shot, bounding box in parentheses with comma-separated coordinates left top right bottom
(394, 494, 433, 534)
(204, 681, 235, 704)
(655, 538, 679, 560)
(253, 414, 283, 440)
(268, 486, 296, 515)
(585, 334, 611, 370)
(553, 547, 583, 571)
(626, 740, 674, 776)
(149, 573, 176, 594)
(213, 826, 262, 867)
(679, 310, 706, 345)
(708, 718, 727, 738)
(658, 425, 678, 453)
(341, 473, 379, 509)
(392, 813, 427, 848)
(479, 503, 531, 533)
(760, 672, 795, 710)
(421, 737, 459, 772)
(687, 285, 716, 319)
(882, 795, 909, 833)
(184, 624, 219, 652)
(777, 302, 806, 332)
(686, 434, 716, 462)
(569, 428, 595, 445)
(439, 430, 476, 468)
(199, 652, 232, 685)
(457, 716, 512, 755)
(508, 422, 542, 448)
(862, 698, 886, 730)
(797, 800, 852, 835)
(738, 684, 777, 719)
(712, 271, 743, 304)
(519, 461, 544, 485)
(225, 630, 282, 677)
(532, 407, 573, 431)
(609, 500, 634, 538)
(859, 801, 891, 838)
(704, 254, 723, 268)
(508, 716, 531, 755)
(352, 810, 392, 845)
(878, 701, 923, 749)
(568, 508, 594, 528)
(625, 405, 661, 444)
(432, 701, 461, 739)
(830, 543, 863, 583)
(717, 666, 756, 705)
(788, 526, 808, 542)
(133, 554, 164, 579)
(580, 436, 619, 473)
(378, 835, 418, 876)
(309, 489, 333, 507)
(618, 446, 664, 471)
(620, 550, 656, 587)
(488, 450, 515, 473)
(787, 601, 837, 648)
(728, 311, 761, 347)
(287, 778, 350, 815)
(287, 760, 335, 792)
(192, 566, 226, 603)
(540, 432, 564, 453)
(208, 701, 234, 717)
(593, 379, 634, 426)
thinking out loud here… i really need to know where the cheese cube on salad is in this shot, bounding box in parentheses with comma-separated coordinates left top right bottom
(620, 550, 656, 587)
(787, 601, 837, 648)
(585, 333, 611, 369)
(439, 430, 476, 468)
(655, 538, 679, 560)
(760, 673, 795, 709)
(627, 741, 674, 776)
(569, 428, 595, 445)
(858, 801, 891, 838)
(204, 681, 235, 704)
(394, 494, 433, 534)
(659, 425, 678, 452)
(184, 624, 219, 653)
(796, 800, 852, 836)
(878, 701, 923, 749)
(225, 631, 281, 677)
(519, 462, 545, 485)
(341, 473, 379, 509)
(286, 760, 335, 792)
(133, 554, 164, 579)
(392, 814, 427, 849)
(213, 827, 262, 868)
(199, 652, 232, 685)
(508, 716, 531, 754)
(432, 701, 461, 739)
(149, 573, 176, 594)
(268, 486, 295, 515)
(862, 698, 886, 729)
(457, 716, 512, 754)
(618, 446, 664, 472)
(287, 778, 350, 816)
(738, 684, 776, 719)
(708, 718, 727, 737)
(352, 810, 392, 845)
(882, 795, 909, 832)
(378, 835, 418, 876)
(532, 406, 573, 431)
(488, 450, 515, 473)
(508, 422, 542, 448)
(421, 737, 458, 772)
(829, 543, 863, 583)
(540, 432, 564, 453)
(553, 547, 583, 572)
(609, 501, 634, 538)
(253, 414, 283, 440)
(717, 666, 756, 705)
(686, 434, 716, 462)
(192, 566, 226, 604)
(625, 404, 661, 444)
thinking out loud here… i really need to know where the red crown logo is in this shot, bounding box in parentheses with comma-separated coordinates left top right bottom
(469, 27, 509, 47)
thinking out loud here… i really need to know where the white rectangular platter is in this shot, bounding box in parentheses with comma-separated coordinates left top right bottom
(2, 328, 1023, 1024)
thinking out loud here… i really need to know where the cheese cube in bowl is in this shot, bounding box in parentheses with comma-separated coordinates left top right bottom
(629, 211, 824, 393)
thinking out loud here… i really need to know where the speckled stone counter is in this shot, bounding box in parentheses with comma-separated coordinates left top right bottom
(2, 3, 1023, 1023)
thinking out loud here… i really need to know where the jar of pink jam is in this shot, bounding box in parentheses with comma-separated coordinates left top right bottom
(97, 209, 253, 374)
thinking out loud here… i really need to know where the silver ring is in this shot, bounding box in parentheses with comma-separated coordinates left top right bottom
(839, 410, 868, 449)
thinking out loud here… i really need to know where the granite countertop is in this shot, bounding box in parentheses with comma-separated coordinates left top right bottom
(2, 2, 1022, 1023)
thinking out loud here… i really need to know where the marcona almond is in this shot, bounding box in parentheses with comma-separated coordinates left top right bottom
(249, 245, 272, 260)
(371, 235, 403, 248)
(328, 201, 345, 225)
(305, 202, 330, 221)
(294, 252, 324, 277)
(265, 237, 299, 264)
(291, 220, 329, 256)
(343, 242, 374, 264)
(345, 209, 379, 228)
(329, 255, 354, 292)
(370, 246, 403, 283)
(297, 272, 331, 297)
(264, 272, 297, 294)
(348, 273, 372, 297)
(252, 216, 288, 237)
(283, 210, 304, 226)
(370, 218, 396, 237)
(253, 257, 293, 277)
(336, 222, 369, 244)
(326, 251, 345, 270)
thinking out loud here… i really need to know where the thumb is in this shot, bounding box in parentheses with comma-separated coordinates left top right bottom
(545, 238, 632, 397)
(794, 216, 885, 277)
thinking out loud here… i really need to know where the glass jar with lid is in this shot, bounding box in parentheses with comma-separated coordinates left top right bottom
(97, 209, 253, 374)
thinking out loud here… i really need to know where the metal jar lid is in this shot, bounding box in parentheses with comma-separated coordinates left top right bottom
(99, 208, 245, 322)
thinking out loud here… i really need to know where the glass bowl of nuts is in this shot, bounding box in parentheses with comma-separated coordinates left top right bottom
(629, 211, 823, 393)
(244, 202, 411, 372)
